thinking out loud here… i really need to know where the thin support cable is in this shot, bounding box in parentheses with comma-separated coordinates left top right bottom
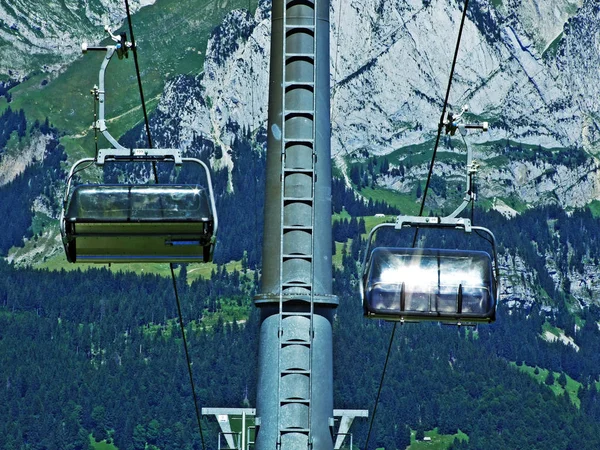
(122, 2, 205, 447)
(171, 264, 207, 450)
(363, 322, 397, 449)
(365, 1, 471, 447)
(124, 0, 159, 182)
(412, 0, 470, 248)
(472, 203, 494, 247)
(67, 160, 97, 186)
(249, 0, 260, 269)
(124, 0, 152, 148)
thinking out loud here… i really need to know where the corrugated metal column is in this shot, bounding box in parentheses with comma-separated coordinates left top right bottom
(255, 0, 337, 449)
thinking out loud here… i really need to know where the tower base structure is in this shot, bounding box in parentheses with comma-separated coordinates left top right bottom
(202, 407, 368, 449)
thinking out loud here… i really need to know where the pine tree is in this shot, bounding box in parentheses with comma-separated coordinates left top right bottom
(415, 425, 425, 441)
(132, 424, 147, 450)
(558, 372, 567, 388)
(380, 157, 390, 174)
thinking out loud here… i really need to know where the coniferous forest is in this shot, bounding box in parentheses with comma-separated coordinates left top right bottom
(1, 126, 600, 449)
(2, 251, 600, 449)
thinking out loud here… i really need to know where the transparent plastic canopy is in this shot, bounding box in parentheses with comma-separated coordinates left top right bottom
(65, 184, 212, 223)
(363, 247, 496, 323)
(62, 184, 215, 263)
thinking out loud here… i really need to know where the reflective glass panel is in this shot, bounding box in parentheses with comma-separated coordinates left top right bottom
(365, 247, 494, 318)
(66, 184, 211, 222)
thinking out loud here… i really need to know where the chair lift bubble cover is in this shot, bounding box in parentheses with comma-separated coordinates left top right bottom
(64, 184, 214, 263)
(364, 247, 495, 323)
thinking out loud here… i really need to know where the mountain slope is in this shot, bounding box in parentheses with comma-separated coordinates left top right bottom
(159, 0, 595, 156)
(125, 0, 600, 304)
(0, 0, 155, 81)
(147, 0, 600, 211)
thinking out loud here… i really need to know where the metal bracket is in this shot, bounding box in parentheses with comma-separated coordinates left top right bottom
(395, 215, 472, 232)
(90, 85, 100, 100)
(95, 119, 107, 133)
(443, 105, 488, 136)
(441, 106, 487, 218)
(201, 408, 257, 450)
(332, 410, 368, 450)
(468, 160, 480, 174)
(81, 26, 133, 154)
(96, 147, 183, 165)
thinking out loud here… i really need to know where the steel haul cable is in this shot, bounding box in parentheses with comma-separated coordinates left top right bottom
(170, 263, 207, 450)
(413, 0, 471, 246)
(124, 0, 158, 182)
(364, 1, 470, 448)
(123, 1, 206, 448)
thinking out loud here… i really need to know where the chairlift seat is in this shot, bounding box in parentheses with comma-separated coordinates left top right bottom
(363, 247, 495, 323)
(63, 184, 214, 263)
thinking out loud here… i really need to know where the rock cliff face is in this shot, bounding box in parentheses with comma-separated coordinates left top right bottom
(6, 0, 600, 314)
(0, 131, 50, 186)
(329, 0, 595, 155)
(145, 0, 600, 315)
(0, 0, 154, 80)
(151, 0, 598, 161)
(550, 0, 600, 156)
(149, 4, 271, 173)
(479, 157, 600, 209)
(152, 0, 600, 205)
(498, 0, 582, 54)
(500, 253, 539, 310)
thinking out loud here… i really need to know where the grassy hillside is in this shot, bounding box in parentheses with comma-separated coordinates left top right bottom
(1, 0, 259, 273)
(1, 0, 258, 154)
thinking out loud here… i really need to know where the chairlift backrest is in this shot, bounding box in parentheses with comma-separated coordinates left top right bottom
(65, 184, 212, 223)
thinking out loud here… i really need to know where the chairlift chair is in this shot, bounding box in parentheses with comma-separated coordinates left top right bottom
(360, 107, 499, 324)
(61, 149, 217, 263)
(360, 217, 499, 324)
(60, 28, 218, 264)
